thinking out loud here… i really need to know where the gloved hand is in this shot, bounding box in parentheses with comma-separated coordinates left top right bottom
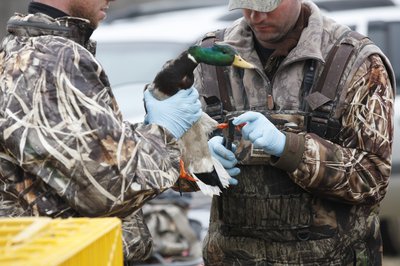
(232, 111, 286, 157)
(144, 87, 202, 139)
(208, 136, 240, 185)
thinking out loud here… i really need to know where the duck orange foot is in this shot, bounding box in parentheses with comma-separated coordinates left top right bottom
(179, 159, 196, 182)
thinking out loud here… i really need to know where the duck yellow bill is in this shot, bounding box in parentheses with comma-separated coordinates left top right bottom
(233, 55, 255, 69)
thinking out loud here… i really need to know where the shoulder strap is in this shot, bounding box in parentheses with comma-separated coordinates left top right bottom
(200, 29, 234, 113)
(306, 31, 366, 110)
(306, 30, 368, 140)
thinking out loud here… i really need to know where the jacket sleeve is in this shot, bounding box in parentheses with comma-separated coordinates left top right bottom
(272, 54, 394, 205)
(1, 40, 181, 217)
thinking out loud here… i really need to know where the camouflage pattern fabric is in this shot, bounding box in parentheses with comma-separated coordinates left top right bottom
(228, 0, 282, 12)
(194, 1, 395, 265)
(0, 13, 182, 261)
(142, 202, 202, 258)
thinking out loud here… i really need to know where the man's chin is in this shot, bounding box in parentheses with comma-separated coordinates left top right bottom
(255, 31, 287, 45)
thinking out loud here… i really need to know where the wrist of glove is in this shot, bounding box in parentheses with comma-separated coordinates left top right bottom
(144, 87, 202, 139)
(208, 136, 240, 185)
(232, 111, 286, 157)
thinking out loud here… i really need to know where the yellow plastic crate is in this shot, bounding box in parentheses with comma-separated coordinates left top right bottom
(0, 217, 123, 266)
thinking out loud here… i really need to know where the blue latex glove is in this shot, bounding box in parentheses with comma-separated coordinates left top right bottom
(232, 111, 286, 157)
(208, 136, 240, 185)
(144, 87, 202, 139)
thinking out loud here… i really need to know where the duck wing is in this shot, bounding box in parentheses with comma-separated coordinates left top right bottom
(180, 113, 231, 196)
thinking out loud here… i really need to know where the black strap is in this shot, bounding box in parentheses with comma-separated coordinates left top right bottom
(214, 29, 234, 112)
(306, 30, 367, 140)
(200, 29, 234, 112)
(300, 59, 317, 111)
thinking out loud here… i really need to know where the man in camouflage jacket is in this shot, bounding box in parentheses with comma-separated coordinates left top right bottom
(0, 0, 202, 262)
(194, 0, 396, 265)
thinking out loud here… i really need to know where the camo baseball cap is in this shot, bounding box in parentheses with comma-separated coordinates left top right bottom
(228, 0, 282, 12)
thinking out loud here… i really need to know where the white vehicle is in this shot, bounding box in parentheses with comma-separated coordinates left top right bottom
(93, 1, 400, 255)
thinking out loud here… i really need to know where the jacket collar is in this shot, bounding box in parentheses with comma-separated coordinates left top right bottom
(290, 1, 325, 63)
(6, 12, 95, 50)
(28, 2, 69, 19)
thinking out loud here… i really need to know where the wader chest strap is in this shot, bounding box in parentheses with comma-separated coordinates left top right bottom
(306, 31, 367, 140)
(201, 29, 233, 112)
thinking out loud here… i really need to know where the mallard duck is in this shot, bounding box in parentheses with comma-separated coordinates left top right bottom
(146, 43, 254, 196)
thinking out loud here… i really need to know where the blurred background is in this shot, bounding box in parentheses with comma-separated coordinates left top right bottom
(0, 0, 227, 38)
(1, 0, 399, 265)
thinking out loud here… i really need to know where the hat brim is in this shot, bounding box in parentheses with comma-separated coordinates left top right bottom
(228, 1, 280, 13)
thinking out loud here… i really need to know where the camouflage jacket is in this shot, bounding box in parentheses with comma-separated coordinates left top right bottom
(194, 1, 395, 265)
(0, 13, 182, 261)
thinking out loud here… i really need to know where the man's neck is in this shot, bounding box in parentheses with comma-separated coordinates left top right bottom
(29, 2, 69, 18)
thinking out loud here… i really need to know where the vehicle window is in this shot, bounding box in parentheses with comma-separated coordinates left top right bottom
(96, 41, 188, 86)
(368, 21, 400, 94)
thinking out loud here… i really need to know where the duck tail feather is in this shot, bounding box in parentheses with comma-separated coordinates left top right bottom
(192, 173, 222, 197)
(212, 157, 232, 189)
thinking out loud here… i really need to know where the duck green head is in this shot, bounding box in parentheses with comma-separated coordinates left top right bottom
(188, 43, 255, 69)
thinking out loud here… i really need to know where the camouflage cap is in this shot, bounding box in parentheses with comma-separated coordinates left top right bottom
(228, 0, 282, 12)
